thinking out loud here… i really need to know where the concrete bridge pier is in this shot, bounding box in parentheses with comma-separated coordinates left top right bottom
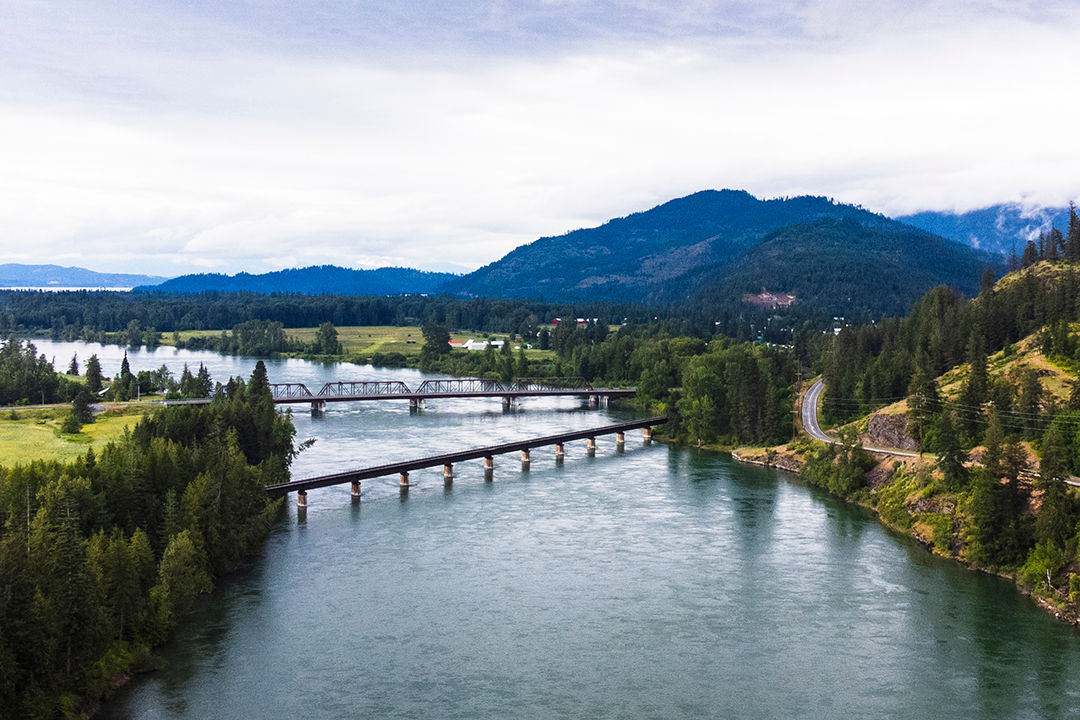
(616, 432, 625, 453)
(399, 471, 410, 492)
(588, 394, 599, 409)
(555, 443, 565, 464)
(297, 490, 308, 508)
(311, 400, 326, 415)
(587, 437, 596, 457)
(409, 398, 419, 412)
(443, 463, 454, 485)
(484, 455, 494, 480)
(350, 480, 361, 502)
(521, 448, 531, 470)
(502, 396, 512, 411)
(643, 427, 653, 444)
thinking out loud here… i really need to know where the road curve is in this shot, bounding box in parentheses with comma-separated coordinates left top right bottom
(801, 379, 918, 457)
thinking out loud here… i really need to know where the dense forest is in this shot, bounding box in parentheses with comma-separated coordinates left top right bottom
(0, 363, 295, 717)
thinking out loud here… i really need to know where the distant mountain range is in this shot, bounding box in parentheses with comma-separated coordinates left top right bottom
(0, 264, 167, 288)
(140, 265, 457, 295)
(442, 190, 1002, 320)
(897, 203, 1072, 257)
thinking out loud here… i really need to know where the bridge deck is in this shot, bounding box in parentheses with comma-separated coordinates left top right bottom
(265, 416, 666, 497)
(275, 388, 637, 404)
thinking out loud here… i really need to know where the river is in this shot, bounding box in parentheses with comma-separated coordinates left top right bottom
(26, 341, 1080, 718)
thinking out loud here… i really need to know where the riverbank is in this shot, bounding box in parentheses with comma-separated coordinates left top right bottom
(731, 438, 1080, 628)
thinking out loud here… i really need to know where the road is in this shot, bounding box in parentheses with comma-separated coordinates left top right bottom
(801, 379, 918, 457)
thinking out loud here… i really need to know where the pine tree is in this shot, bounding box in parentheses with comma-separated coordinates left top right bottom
(1021, 240, 1039, 268)
(1065, 202, 1080, 262)
(85, 354, 102, 394)
(936, 410, 968, 490)
(67, 354, 79, 376)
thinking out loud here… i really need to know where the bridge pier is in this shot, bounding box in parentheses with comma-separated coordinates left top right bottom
(409, 398, 419, 411)
(443, 463, 454, 485)
(587, 437, 596, 457)
(643, 427, 652, 444)
(616, 432, 625, 453)
(311, 400, 326, 415)
(351, 480, 361, 502)
(484, 455, 494, 480)
(521, 448, 531, 469)
(555, 443, 565, 463)
(399, 471, 410, 492)
(588, 394, 599, 409)
(297, 490, 308, 508)
(502, 396, 512, 411)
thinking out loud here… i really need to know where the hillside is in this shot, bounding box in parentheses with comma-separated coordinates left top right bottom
(0, 263, 167, 288)
(695, 217, 1002, 321)
(898, 203, 1070, 257)
(141, 265, 458, 296)
(442, 190, 897, 304)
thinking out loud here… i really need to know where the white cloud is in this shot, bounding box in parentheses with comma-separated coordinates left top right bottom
(0, 1, 1078, 275)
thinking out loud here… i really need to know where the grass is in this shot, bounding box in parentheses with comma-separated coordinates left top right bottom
(0, 406, 153, 466)
(165, 325, 559, 361)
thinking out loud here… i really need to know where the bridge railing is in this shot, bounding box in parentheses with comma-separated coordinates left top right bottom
(270, 383, 314, 399)
(509, 377, 592, 391)
(316, 381, 412, 397)
(416, 378, 506, 394)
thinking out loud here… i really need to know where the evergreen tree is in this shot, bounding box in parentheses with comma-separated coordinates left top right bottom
(120, 352, 132, 382)
(1039, 417, 1069, 484)
(85, 354, 103, 394)
(1065, 202, 1080, 262)
(67, 353, 79, 376)
(958, 333, 988, 437)
(516, 346, 528, 378)
(936, 410, 967, 490)
(1021, 240, 1039, 268)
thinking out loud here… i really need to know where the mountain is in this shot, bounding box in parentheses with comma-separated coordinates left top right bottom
(0, 263, 167, 288)
(442, 189, 999, 319)
(142, 265, 458, 295)
(897, 203, 1071, 257)
(441, 190, 897, 304)
(695, 216, 1002, 321)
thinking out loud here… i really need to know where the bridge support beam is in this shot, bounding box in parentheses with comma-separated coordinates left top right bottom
(399, 471, 410, 492)
(555, 443, 565, 463)
(409, 398, 419, 411)
(443, 463, 454, 485)
(643, 427, 652, 444)
(297, 490, 308, 508)
(350, 480, 361, 502)
(616, 432, 625, 453)
(521, 448, 530, 469)
(311, 400, 326, 414)
(587, 437, 596, 457)
(484, 455, 494, 480)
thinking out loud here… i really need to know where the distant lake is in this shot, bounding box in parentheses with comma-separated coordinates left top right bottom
(0, 286, 133, 292)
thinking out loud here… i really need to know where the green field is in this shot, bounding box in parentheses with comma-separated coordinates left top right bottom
(0, 406, 153, 466)
(167, 325, 559, 360)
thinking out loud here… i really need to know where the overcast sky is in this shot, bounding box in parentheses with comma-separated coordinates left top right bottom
(2, 0, 1078, 276)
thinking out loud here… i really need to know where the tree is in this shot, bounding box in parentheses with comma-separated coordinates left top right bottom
(1021, 240, 1039, 268)
(935, 410, 967, 490)
(85, 355, 103, 394)
(314, 322, 341, 355)
(419, 324, 450, 363)
(67, 354, 79, 376)
(516, 347, 528, 379)
(1065, 202, 1080, 262)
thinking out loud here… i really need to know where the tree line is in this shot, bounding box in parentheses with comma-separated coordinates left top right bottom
(0, 363, 295, 717)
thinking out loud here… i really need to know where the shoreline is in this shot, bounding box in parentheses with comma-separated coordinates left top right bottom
(729, 443, 1080, 629)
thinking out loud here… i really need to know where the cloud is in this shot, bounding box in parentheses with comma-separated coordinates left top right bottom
(0, 1, 1078, 274)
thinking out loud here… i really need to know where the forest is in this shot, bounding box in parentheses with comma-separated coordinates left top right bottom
(0, 362, 295, 717)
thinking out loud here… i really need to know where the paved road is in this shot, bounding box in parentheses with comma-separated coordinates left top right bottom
(801, 379, 918, 457)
